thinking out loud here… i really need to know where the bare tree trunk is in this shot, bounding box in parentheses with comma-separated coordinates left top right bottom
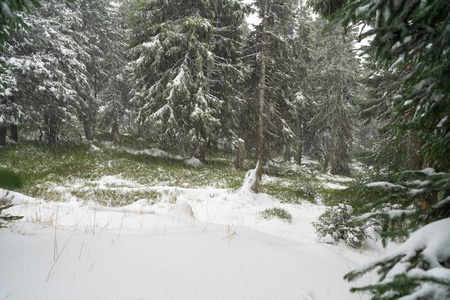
(253, 0, 268, 193)
(295, 112, 302, 164)
(284, 143, 292, 161)
(45, 115, 59, 144)
(198, 136, 208, 163)
(234, 139, 245, 169)
(83, 120, 94, 141)
(111, 121, 120, 143)
(10, 124, 18, 143)
(0, 125, 6, 146)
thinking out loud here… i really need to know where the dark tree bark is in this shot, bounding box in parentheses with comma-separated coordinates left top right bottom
(0, 125, 6, 146)
(45, 115, 59, 144)
(10, 124, 18, 142)
(194, 127, 208, 162)
(83, 120, 94, 141)
(295, 113, 302, 164)
(253, 0, 268, 193)
(111, 121, 120, 143)
(234, 139, 245, 170)
(284, 143, 292, 162)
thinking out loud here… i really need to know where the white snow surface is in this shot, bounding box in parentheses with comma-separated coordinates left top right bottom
(0, 171, 389, 299)
(185, 156, 203, 168)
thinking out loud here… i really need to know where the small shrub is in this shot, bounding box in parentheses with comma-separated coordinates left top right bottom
(313, 204, 369, 248)
(260, 207, 292, 223)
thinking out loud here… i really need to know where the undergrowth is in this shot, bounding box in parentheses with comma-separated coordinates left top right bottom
(260, 207, 293, 223)
(0, 139, 365, 208)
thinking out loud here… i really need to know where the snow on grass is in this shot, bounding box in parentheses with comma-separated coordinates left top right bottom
(185, 156, 203, 168)
(318, 173, 353, 183)
(324, 182, 348, 190)
(0, 149, 390, 299)
(1, 186, 370, 300)
(0, 177, 382, 300)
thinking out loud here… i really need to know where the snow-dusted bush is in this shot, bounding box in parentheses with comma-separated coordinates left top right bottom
(345, 218, 450, 299)
(313, 204, 375, 248)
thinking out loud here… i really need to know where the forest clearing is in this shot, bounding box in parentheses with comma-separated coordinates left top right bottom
(1, 0, 449, 299)
(1, 140, 390, 299)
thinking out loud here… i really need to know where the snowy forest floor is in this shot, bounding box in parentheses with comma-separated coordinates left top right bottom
(0, 140, 396, 299)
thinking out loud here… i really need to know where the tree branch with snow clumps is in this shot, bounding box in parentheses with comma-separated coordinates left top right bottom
(345, 218, 450, 299)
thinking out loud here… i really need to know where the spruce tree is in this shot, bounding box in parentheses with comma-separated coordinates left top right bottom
(3, 0, 107, 143)
(242, 0, 304, 191)
(306, 20, 358, 175)
(208, 0, 248, 149)
(0, 0, 42, 92)
(99, 1, 132, 143)
(128, 0, 244, 160)
(308, 0, 450, 298)
(4, 0, 88, 143)
(1, 0, 43, 143)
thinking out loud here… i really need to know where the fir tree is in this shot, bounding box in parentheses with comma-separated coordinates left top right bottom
(0, 0, 43, 143)
(305, 20, 358, 175)
(3, 0, 105, 143)
(308, 0, 450, 298)
(242, 0, 304, 191)
(128, 0, 243, 160)
(99, 1, 132, 143)
(208, 0, 248, 149)
(0, 0, 42, 89)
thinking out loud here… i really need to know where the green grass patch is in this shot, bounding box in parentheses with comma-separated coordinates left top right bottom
(260, 207, 292, 223)
(70, 189, 162, 207)
(0, 169, 23, 190)
(262, 175, 321, 204)
(1, 140, 373, 209)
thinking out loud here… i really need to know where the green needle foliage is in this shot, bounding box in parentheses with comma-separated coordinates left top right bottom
(307, 0, 450, 298)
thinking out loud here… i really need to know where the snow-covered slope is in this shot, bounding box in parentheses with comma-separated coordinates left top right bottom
(0, 174, 383, 299)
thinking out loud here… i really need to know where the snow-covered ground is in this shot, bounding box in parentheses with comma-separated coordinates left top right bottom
(0, 168, 392, 299)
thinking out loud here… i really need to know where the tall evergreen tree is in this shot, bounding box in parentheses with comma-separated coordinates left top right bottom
(2, 0, 114, 143)
(360, 64, 414, 175)
(4, 0, 89, 143)
(127, 0, 245, 160)
(76, 0, 112, 140)
(306, 20, 358, 175)
(308, 0, 450, 298)
(0, 0, 42, 93)
(208, 0, 248, 148)
(99, 1, 132, 143)
(242, 0, 303, 192)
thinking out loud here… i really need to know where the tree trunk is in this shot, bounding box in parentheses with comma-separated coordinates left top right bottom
(83, 120, 94, 141)
(283, 143, 292, 162)
(111, 121, 120, 143)
(253, 0, 268, 193)
(45, 115, 59, 144)
(10, 124, 18, 143)
(295, 112, 302, 164)
(194, 128, 208, 162)
(198, 136, 208, 163)
(0, 125, 6, 146)
(234, 139, 245, 170)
